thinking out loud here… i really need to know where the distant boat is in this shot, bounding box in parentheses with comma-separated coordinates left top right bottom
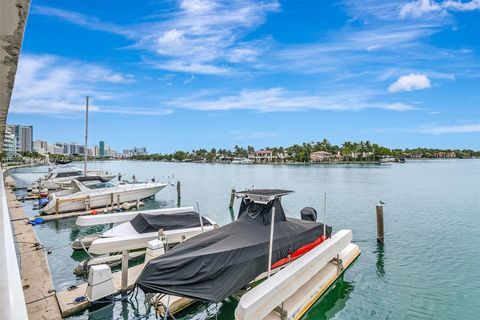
(379, 156, 395, 164)
(54, 159, 72, 165)
(41, 177, 167, 214)
(231, 157, 254, 164)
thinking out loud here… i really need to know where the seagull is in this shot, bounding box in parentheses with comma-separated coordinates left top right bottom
(379, 200, 386, 205)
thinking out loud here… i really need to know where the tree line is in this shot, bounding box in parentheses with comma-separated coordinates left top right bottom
(129, 139, 480, 163)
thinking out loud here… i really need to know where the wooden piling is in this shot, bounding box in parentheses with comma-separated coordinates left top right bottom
(229, 187, 236, 208)
(121, 250, 128, 292)
(176, 181, 181, 207)
(376, 205, 384, 242)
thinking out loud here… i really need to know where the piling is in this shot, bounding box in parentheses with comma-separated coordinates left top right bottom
(176, 181, 181, 207)
(376, 205, 384, 242)
(229, 188, 236, 208)
(121, 250, 129, 292)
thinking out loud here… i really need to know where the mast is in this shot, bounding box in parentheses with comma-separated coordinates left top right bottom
(267, 206, 276, 278)
(324, 192, 327, 238)
(84, 96, 89, 176)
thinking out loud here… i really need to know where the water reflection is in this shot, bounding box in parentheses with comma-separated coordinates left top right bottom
(87, 302, 114, 320)
(301, 276, 355, 320)
(374, 242, 385, 278)
(229, 207, 235, 222)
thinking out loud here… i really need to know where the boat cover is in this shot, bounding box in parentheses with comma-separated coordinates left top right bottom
(130, 211, 212, 234)
(136, 197, 331, 302)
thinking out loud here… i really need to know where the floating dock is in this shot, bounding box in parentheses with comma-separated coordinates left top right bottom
(235, 230, 360, 320)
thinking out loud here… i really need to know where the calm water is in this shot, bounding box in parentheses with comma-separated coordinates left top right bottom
(9, 160, 480, 320)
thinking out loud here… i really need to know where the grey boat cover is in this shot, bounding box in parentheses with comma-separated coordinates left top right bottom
(136, 197, 331, 302)
(130, 212, 212, 234)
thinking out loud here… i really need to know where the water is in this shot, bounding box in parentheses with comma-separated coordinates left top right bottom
(9, 160, 480, 319)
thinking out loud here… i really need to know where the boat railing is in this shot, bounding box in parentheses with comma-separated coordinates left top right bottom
(0, 170, 28, 319)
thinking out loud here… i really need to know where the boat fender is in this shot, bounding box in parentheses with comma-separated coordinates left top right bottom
(28, 217, 45, 226)
(73, 295, 87, 304)
(91, 209, 98, 215)
(114, 208, 122, 213)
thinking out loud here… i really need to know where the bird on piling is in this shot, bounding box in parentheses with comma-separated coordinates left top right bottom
(379, 200, 386, 205)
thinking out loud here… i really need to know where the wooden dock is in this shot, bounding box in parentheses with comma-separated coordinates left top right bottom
(37, 208, 99, 222)
(7, 187, 62, 320)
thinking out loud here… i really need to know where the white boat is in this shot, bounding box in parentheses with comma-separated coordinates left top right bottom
(379, 156, 395, 164)
(41, 177, 167, 214)
(79, 207, 216, 255)
(31, 166, 116, 190)
(231, 158, 254, 164)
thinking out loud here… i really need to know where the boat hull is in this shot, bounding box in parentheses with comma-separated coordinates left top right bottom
(42, 184, 166, 214)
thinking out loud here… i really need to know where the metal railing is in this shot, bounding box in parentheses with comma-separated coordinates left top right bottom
(0, 171, 28, 319)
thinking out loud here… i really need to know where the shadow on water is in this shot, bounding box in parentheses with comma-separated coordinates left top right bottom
(300, 276, 355, 320)
(174, 297, 239, 320)
(86, 301, 114, 320)
(374, 242, 385, 278)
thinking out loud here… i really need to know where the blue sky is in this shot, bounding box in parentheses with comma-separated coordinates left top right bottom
(7, 0, 480, 152)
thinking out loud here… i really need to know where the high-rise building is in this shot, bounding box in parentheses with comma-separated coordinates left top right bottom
(33, 140, 48, 154)
(99, 141, 105, 158)
(7, 124, 33, 152)
(47, 144, 63, 155)
(2, 127, 17, 159)
(133, 146, 147, 155)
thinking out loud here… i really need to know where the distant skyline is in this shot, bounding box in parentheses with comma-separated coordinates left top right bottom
(7, 0, 480, 152)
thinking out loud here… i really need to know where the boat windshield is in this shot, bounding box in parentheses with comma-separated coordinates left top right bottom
(87, 181, 116, 189)
(55, 171, 83, 178)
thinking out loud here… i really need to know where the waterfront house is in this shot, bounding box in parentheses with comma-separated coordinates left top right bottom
(249, 150, 273, 163)
(310, 151, 332, 162)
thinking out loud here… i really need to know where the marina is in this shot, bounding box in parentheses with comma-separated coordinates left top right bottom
(4, 159, 479, 319)
(1, 0, 479, 319)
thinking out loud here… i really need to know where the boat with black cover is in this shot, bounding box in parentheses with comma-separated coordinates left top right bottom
(136, 189, 331, 303)
(85, 209, 217, 254)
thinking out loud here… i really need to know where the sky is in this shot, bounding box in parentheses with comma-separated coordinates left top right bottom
(7, 0, 480, 152)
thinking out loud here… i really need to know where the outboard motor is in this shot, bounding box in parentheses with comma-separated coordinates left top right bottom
(301, 207, 317, 222)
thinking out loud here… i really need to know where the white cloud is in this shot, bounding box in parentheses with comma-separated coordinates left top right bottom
(388, 73, 432, 92)
(34, 1, 280, 75)
(419, 124, 480, 134)
(10, 54, 170, 116)
(385, 102, 417, 111)
(400, 0, 480, 18)
(166, 87, 417, 112)
(32, 6, 135, 37)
